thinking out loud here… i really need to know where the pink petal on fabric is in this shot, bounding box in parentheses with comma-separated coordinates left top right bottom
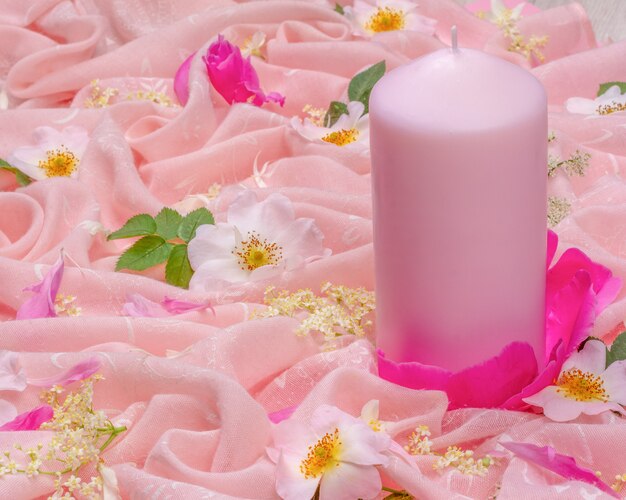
(28, 357, 101, 387)
(0, 351, 27, 391)
(465, 0, 540, 16)
(122, 293, 168, 318)
(0, 405, 54, 431)
(500, 442, 619, 498)
(203, 34, 285, 108)
(161, 296, 214, 315)
(15, 253, 64, 320)
(174, 52, 195, 105)
(268, 406, 297, 424)
(378, 343, 537, 409)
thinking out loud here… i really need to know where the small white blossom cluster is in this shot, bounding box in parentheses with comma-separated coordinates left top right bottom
(404, 425, 433, 455)
(54, 294, 82, 317)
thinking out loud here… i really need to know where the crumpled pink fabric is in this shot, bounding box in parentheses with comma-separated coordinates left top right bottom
(0, 1, 625, 499)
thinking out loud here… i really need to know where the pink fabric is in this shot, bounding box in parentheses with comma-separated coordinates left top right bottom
(0, 1, 624, 498)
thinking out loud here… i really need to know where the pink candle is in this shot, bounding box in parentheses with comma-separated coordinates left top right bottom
(370, 32, 547, 371)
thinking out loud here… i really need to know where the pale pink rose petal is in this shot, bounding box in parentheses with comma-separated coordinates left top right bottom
(174, 52, 194, 105)
(122, 293, 168, 318)
(28, 357, 101, 387)
(319, 461, 382, 500)
(16, 253, 64, 320)
(0, 405, 54, 431)
(161, 296, 214, 315)
(275, 451, 320, 500)
(268, 405, 297, 424)
(0, 351, 27, 391)
(500, 442, 619, 498)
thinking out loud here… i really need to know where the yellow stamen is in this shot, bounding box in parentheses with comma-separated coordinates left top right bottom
(368, 419, 382, 432)
(38, 146, 78, 177)
(597, 102, 626, 115)
(234, 232, 282, 271)
(556, 368, 609, 402)
(321, 128, 359, 146)
(299, 428, 342, 479)
(365, 7, 406, 33)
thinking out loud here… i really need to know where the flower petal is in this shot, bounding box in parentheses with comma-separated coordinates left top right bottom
(28, 357, 101, 387)
(227, 191, 295, 239)
(275, 450, 320, 500)
(100, 464, 122, 500)
(268, 406, 297, 424)
(0, 351, 27, 391)
(0, 405, 54, 431)
(601, 359, 626, 404)
(187, 223, 237, 271)
(174, 52, 194, 105)
(319, 461, 382, 500)
(16, 253, 64, 320)
(561, 339, 606, 375)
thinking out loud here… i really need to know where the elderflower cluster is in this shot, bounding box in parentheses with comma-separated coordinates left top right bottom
(54, 294, 82, 317)
(612, 472, 626, 493)
(404, 425, 495, 477)
(547, 197, 571, 227)
(83, 79, 119, 108)
(302, 104, 327, 127)
(484, 6, 548, 61)
(548, 149, 591, 178)
(254, 283, 375, 347)
(0, 376, 125, 499)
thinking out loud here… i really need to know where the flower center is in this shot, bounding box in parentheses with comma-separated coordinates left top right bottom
(556, 368, 609, 402)
(368, 419, 382, 432)
(365, 7, 406, 33)
(299, 428, 342, 479)
(597, 101, 626, 115)
(234, 231, 282, 271)
(38, 146, 78, 177)
(321, 128, 359, 146)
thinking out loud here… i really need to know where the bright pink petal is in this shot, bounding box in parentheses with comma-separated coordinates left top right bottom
(162, 296, 214, 315)
(0, 405, 54, 431)
(16, 254, 64, 320)
(28, 357, 101, 387)
(174, 53, 195, 105)
(268, 406, 297, 424)
(203, 34, 284, 108)
(378, 343, 537, 409)
(0, 351, 27, 391)
(501, 442, 619, 498)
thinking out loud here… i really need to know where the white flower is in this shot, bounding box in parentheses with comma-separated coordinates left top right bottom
(487, 0, 523, 25)
(187, 191, 330, 291)
(267, 405, 390, 500)
(523, 339, 626, 422)
(566, 85, 626, 116)
(291, 101, 369, 148)
(8, 126, 89, 181)
(99, 464, 121, 500)
(240, 31, 266, 58)
(344, 0, 437, 37)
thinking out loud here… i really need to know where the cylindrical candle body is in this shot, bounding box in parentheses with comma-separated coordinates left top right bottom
(370, 48, 547, 372)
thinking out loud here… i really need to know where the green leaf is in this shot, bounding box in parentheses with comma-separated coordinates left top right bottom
(334, 3, 344, 14)
(0, 164, 33, 186)
(155, 207, 183, 240)
(347, 60, 386, 114)
(606, 331, 626, 367)
(178, 207, 215, 243)
(107, 214, 156, 241)
(115, 235, 172, 271)
(597, 82, 626, 97)
(165, 244, 194, 288)
(324, 101, 349, 127)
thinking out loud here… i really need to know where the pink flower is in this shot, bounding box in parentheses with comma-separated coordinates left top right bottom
(174, 35, 285, 107)
(267, 405, 390, 500)
(0, 405, 54, 431)
(523, 339, 626, 421)
(500, 441, 619, 498)
(122, 294, 213, 317)
(27, 357, 101, 387)
(0, 351, 27, 391)
(16, 253, 64, 320)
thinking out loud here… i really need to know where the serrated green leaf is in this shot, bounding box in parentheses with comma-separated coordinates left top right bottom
(0, 165, 33, 186)
(334, 3, 344, 14)
(178, 207, 215, 243)
(155, 207, 183, 240)
(165, 244, 194, 288)
(115, 235, 172, 271)
(347, 60, 386, 114)
(606, 331, 626, 367)
(324, 101, 349, 127)
(107, 214, 156, 241)
(597, 82, 626, 97)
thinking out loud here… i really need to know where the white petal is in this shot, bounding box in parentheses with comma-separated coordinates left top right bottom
(187, 223, 237, 270)
(602, 360, 626, 404)
(100, 465, 121, 500)
(277, 218, 326, 271)
(188, 258, 248, 290)
(292, 117, 327, 142)
(359, 400, 379, 423)
(228, 191, 295, 239)
(565, 97, 598, 115)
(601, 85, 624, 99)
(561, 339, 606, 375)
(275, 451, 320, 500)
(320, 462, 382, 500)
(338, 421, 390, 465)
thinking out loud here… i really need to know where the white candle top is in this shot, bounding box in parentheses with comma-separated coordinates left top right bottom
(371, 48, 546, 132)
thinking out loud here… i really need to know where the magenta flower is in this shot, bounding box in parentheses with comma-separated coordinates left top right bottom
(174, 35, 285, 107)
(27, 357, 101, 387)
(0, 405, 54, 431)
(16, 253, 64, 320)
(500, 441, 619, 498)
(378, 231, 622, 410)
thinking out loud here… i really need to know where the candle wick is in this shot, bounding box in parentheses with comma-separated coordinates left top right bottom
(451, 25, 459, 52)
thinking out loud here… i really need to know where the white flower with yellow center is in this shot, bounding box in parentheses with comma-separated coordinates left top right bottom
(268, 405, 390, 500)
(9, 126, 89, 181)
(345, 0, 436, 37)
(240, 31, 266, 59)
(523, 339, 626, 422)
(291, 101, 369, 148)
(566, 85, 626, 116)
(187, 191, 330, 291)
